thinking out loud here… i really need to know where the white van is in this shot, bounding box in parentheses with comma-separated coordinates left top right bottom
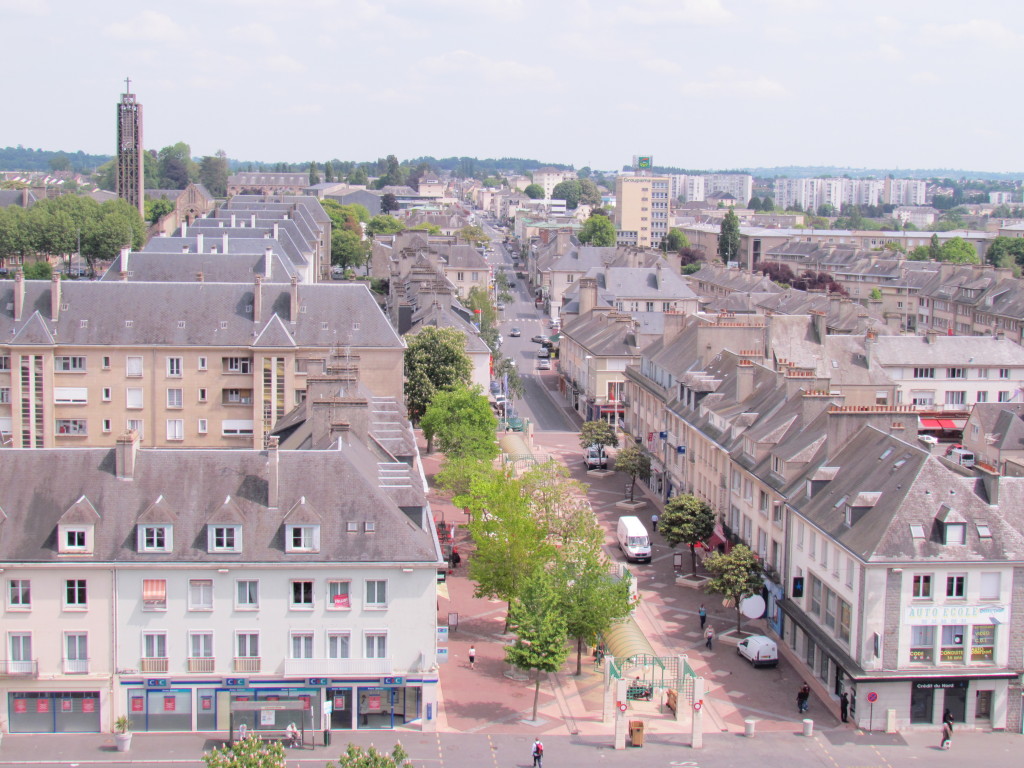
(736, 635, 779, 667)
(616, 516, 651, 563)
(947, 447, 975, 468)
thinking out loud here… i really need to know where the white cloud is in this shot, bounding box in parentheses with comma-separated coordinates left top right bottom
(0, 0, 48, 14)
(922, 18, 1020, 48)
(641, 58, 683, 75)
(909, 71, 940, 85)
(876, 43, 902, 62)
(679, 69, 789, 99)
(227, 22, 278, 45)
(874, 15, 902, 33)
(264, 54, 305, 74)
(419, 50, 555, 83)
(105, 10, 185, 43)
(611, 0, 733, 25)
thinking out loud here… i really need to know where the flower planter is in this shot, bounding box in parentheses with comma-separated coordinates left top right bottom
(115, 733, 132, 752)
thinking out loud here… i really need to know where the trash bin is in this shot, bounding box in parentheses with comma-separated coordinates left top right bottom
(629, 720, 645, 747)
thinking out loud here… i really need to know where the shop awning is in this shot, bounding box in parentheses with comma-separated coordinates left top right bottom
(919, 419, 943, 429)
(604, 614, 657, 663)
(920, 418, 964, 430)
(142, 579, 166, 602)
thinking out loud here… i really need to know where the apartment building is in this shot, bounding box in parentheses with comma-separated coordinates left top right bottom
(670, 174, 705, 202)
(0, 274, 405, 449)
(559, 265, 698, 320)
(884, 178, 928, 207)
(226, 173, 309, 197)
(532, 168, 576, 199)
(0, 430, 443, 734)
(614, 175, 671, 249)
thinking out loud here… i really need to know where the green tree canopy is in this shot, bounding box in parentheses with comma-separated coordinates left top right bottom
(23, 260, 53, 279)
(579, 420, 619, 451)
(718, 207, 741, 263)
(145, 197, 174, 224)
(614, 444, 651, 502)
(458, 225, 488, 248)
(331, 230, 370, 271)
(403, 326, 472, 421)
(157, 142, 197, 189)
(747, 196, 762, 210)
(523, 183, 544, 199)
(419, 384, 498, 459)
(578, 178, 602, 206)
(939, 236, 980, 264)
(366, 215, 404, 237)
(347, 166, 369, 186)
(985, 236, 1024, 268)
(662, 228, 690, 252)
(703, 544, 764, 633)
(551, 179, 582, 208)
(198, 150, 229, 197)
(380, 193, 398, 214)
(578, 213, 616, 246)
(660, 494, 716, 576)
(869, 287, 883, 300)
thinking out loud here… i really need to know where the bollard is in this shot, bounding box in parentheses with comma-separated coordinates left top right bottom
(802, 718, 813, 737)
(744, 718, 756, 737)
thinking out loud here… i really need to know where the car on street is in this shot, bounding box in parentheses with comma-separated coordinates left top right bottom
(537, 348, 550, 358)
(531, 335, 547, 344)
(509, 328, 521, 337)
(489, 381, 501, 395)
(496, 303, 505, 311)
(505, 415, 525, 432)
(736, 635, 779, 667)
(537, 359, 551, 370)
(584, 444, 608, 469)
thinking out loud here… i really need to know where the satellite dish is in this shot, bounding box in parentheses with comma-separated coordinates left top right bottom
(740, 595, 766, 619)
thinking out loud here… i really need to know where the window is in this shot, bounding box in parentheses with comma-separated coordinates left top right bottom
(821, 542, 829, 569)
(236, 632, 259, 658)
(167, 389, 183, 409)
(940, 625, 965, 662)
(796, 521, 804, 549)
(189, 579, 214, 611)
(946, 574, 966, 598)
(198, 418, 208, 434)
(365, 632, 387, 659)
(236, 580, 259, 610)
(102, 387, 112, 402)
(102, 356, 111, 369)
(365, 580, 387, 608)
(291, 580, 314, 608)
(758, 490, 769, 514)
(327, 632, 351, 659)
(55, 419, 87, 435)
(913, 367, 935, 379)
(198, 356, 208, 371)
(944, 522, 966, 545)
(9, 633, 32, 669)
(198, 388, 208, 402)
(999, 368, 1010, 379)
(971, 625, 995, 662)
(824, 590, 837, 629)
(127, 419, 144, 438)
(65, 633, 88, 671)
(190, 632, 213, 659)
(126, 356, 143, 377)
(980, 572, 1001, 601)
(845, 558, 855, 588)
(126, 388, 143, 409)
(945, 391, 966, 406)
(809, 532, 816, 559)
(8, 579, 30, 609)
(809, 575, 822, 615)
(139, 525, 171, 552)
(143, 632, 167, 659)
(166, 419, 184, 441)
(55, 356, 86, 372)
(910, 625, 934, 663)
(65, 579, 87, 608)
(290, 632, 314, 659)
(999, 391, 1012, 402)
(947, 368, 966, 379)
(912, 574, 932, 599)
(64, 528, 87, 550)
(287, 525, 320, 553)
(328, 581, 351, 609)
(167, 357, 182, 377)
(54, 387, 88, 404)
(222, 420, 254, 436)
(224, 357, 252, 374)
(977, 391, 989, 403)
(209, 525, 241, 553)
(0, 386, 9, 405)
(837, 599, 851, 644)
(142, 579, 167, 610)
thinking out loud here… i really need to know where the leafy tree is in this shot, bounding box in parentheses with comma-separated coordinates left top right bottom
(435, 457, 500, 499)
(492, 355, 524, 400)
(309, 161, 320, 186)
(145, 197, 174, 224)
(682, 262, 702, 275)
(524, 183, 544, 199)
(869, 287, 883, 300)
(366, 215, 404, 237)
(326, 743, 412, 768)
(662, 228, 690, 252)
(985, 236, 1024, 268)
(747, 196, 762, 210)
(928, 233, 942, 261)
(939, 237, 980, 264)
(380, 193, 398, 214)
(324, 161, 335, 183)
(458, 225, 488, 248)
(466, 286, 497, 330)
(198, 151, 229, 197)
(761, 196, 775, 211)
(579, 420, 618, 451)
(203, 734, 285, 768)
(703, 544, 764, 633)
(577, 166, 592, 178)
(331, 230, 370, 271)
(157, 142, 197, 189)
(519, 460, 591, 543)
(660, 494, 716, 576)
(403, 326, 472, 422)
(578, 178, 602, 206)
(717, 207, 741, 263)
(505, 570, 570, 720)
(374, 155, 404, 188)
(419, 384, 498, 458)
(81, 199, 145, 267)
(23, 261, 53, 279)
(409, 222, 440, 235)
(347, 167, 369, 186)
(551, 179, 582, 209)
(577, 213, 616, 246)
(614, 443, 651, 502)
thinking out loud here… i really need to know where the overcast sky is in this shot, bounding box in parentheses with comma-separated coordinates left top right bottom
(4, 0, 1022, 173)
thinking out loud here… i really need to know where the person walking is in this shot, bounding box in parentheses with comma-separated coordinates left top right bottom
(797, 683, 810, 713)
(651, 512, 659, 532)
(698, 604, 707, 629)
(943, 708, 954, 731)
(940, 720, 952, 750)
(468, 645, 476, 670)
(532, 738, 544, 768)
(839, 692, 849, 723)
(704, 626, 714, 650)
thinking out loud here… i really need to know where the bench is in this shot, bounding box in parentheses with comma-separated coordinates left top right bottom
(237, 730, 302, 748)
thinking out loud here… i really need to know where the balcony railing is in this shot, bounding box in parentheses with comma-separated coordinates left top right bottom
(0, 659, 38, 677)
(63, 658, 90, 675)
(188, 657, 216, 673)
(234, 657, 261, 673)
(283, 658, 393, 676)
(140, 657, 169, 672)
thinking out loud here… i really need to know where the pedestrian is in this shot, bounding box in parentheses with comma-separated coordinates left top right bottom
(451, 547, 461, 569)
(698, 603, 707, 629)
(943, 708, 954, 732)
(469, 644, 476, 669)
(797, 683, 810, 713)
(940, 721, 952, 750)
(704, 626, 714, 650)
(839, 692, 849, 723)
(532, 738, 544, 768)
(651, 512, 659, 532)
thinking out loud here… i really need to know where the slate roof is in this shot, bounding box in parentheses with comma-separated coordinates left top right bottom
(101, 250, 297, 283)
(871, 336, 1024, 367)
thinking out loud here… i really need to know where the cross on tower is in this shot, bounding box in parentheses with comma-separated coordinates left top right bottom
(124, 76, 131, 93)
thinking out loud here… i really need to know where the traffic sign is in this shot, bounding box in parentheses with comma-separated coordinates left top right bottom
(866, 691, 878, 703)
(619, 703, 628, 712)
(693, 701, 703, 711)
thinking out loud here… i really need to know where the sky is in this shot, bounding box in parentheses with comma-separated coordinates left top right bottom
(3, 0, 1023, 173)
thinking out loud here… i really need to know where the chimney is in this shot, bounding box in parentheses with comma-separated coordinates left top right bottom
(979, 465, 1000, 506)
(196, 272, 204, 283)
(50, 273, 61, 321)
(663, 311, 687, 343)
(579, 276, 598, 315)
(181, 222, 187, 238)
(864, 331, 875, 368)
(222, 233, 229, 254)
(120, 270, 128, 282)
(265, 246, 273, 279)
(230, 214, 236, 228)
(290, 275, 299, 323)
(120, 247, 130, 274)
(195, 233, 204, 254)
(14, 270, 24, 321)
(182, 244, 189, 254)
(254, 276, 263, 322)
(655, 262, 663, 290)
(251, 214, 257, 227)
(115, 429, 140, 480)
(267, 436, 280, 510)
(736, 359, 754, 401)
(811, 310, 827, 343)
(21, 188, 28, 207)
(273, 222, 279, 240)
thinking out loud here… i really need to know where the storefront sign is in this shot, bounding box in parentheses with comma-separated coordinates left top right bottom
(14, 699, 27, 714)
(131, 697, 144, 712)
(61, 700, 73, 712)
(914, 679, 968, 690)
(163, 696, 176, 712)
(904, 603, 1007, 625)
(37, 699, 50, 713)
(201, 696, 212, 711)
(368, 695, 381, 710)
(223, 678, 249, 687)
(82, 698, 96, 713)
(437, 627, 449, 643)
(146, 678, 168, 687)
(381, 677, 404, 686)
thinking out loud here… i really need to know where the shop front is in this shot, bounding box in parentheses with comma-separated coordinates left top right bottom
(329, 680, 422, 730)
(7, 690, 102, 733)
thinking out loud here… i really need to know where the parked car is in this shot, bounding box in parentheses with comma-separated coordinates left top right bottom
(736, 636, 779, 667)
(505, 415, 525, 432)
(537, 359, 551, 370)
(489, 381, 501, 395)
(509, 328, 521, 337)
(496, 303, 506, 311)
(584, 444, 608, 469)
(537, 348, 550, 359)
(947, 447, 975, 468)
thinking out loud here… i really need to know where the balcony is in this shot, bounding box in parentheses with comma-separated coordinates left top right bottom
(283, 658, 393, 676)
(188, 657, 216, 673)
(140, 657, 169, 673)
(63, 659, 90, 675)
(0, 659, 38, 677)
(234, 657, 261, 673)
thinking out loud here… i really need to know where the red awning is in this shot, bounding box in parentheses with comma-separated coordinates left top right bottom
(142, 579, 166, 602)
(919, 419, 943, 429)
(937, 419, 959, 429)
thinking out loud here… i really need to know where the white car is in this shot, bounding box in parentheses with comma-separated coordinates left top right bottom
(537, 359, 551, 370)
(736, 635, 778, 667)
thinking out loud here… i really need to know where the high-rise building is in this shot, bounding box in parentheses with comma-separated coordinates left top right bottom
(614, 174, 670, 248)
(116, 79, 144, 218)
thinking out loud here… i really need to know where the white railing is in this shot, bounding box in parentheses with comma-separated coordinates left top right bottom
(188, 657, 216, 673)
(283, 658, 393, 676)
(0, 659, 38, 677)
(63, 659, 90, 674)
(140, 658, 168, 672)
(234, 657, 261, 673)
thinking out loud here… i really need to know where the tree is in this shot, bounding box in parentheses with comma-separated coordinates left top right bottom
(203, 734, 286, 768)
(374, 154, 404, 188)
(409, 222, 441, 235)
(579, 420, 619, 451)
(324, 161, 335, 183)
(458, 225, 488, 248)
(23, 261, 52, 279)
(403, 326, 472, 422)
(577, 213, 616, 247)
(380, 193, 398, 214)
(519, 460, 591, 543)
(326, 743, 412, 768)
(761, 196, 774, 211)
(551, 179, 582, 209)
(662, 228, 690, 253)
(331, 230, 370, 271)
(524, 183, 544, 199)
(717, 207, 741, 263)
(198, 151, 229, 197)
(366, 215, 404, 237)
(985, 236, 1024, 268)
(157, 142, 196, 189)
(419, 384, 498, 458)
(868, 287, 883, 301)
(578, 179, 602, 207)
(577, 166, 592, 179)
(928, 233, 942, 261)
(939, 237, 980, 264)
(747, 196, 762, 210)
(308, 161, 320, 186)
(614, 443, 651, 502)
(347, 166, 369, 186)
(505, 570, 570, 721)
(145, 197, 174, 224)
(492, 355, 524, 400)
(703, 544, 764, 633)
(660, 494, 716, 576)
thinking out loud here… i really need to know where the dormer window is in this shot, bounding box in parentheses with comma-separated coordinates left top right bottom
(286, 525, 320, 553)
(59, 526, 93, 554)
(139, 525, 173, 553)
(944, 522, 966, 545)
(208, 525, 241, 553)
